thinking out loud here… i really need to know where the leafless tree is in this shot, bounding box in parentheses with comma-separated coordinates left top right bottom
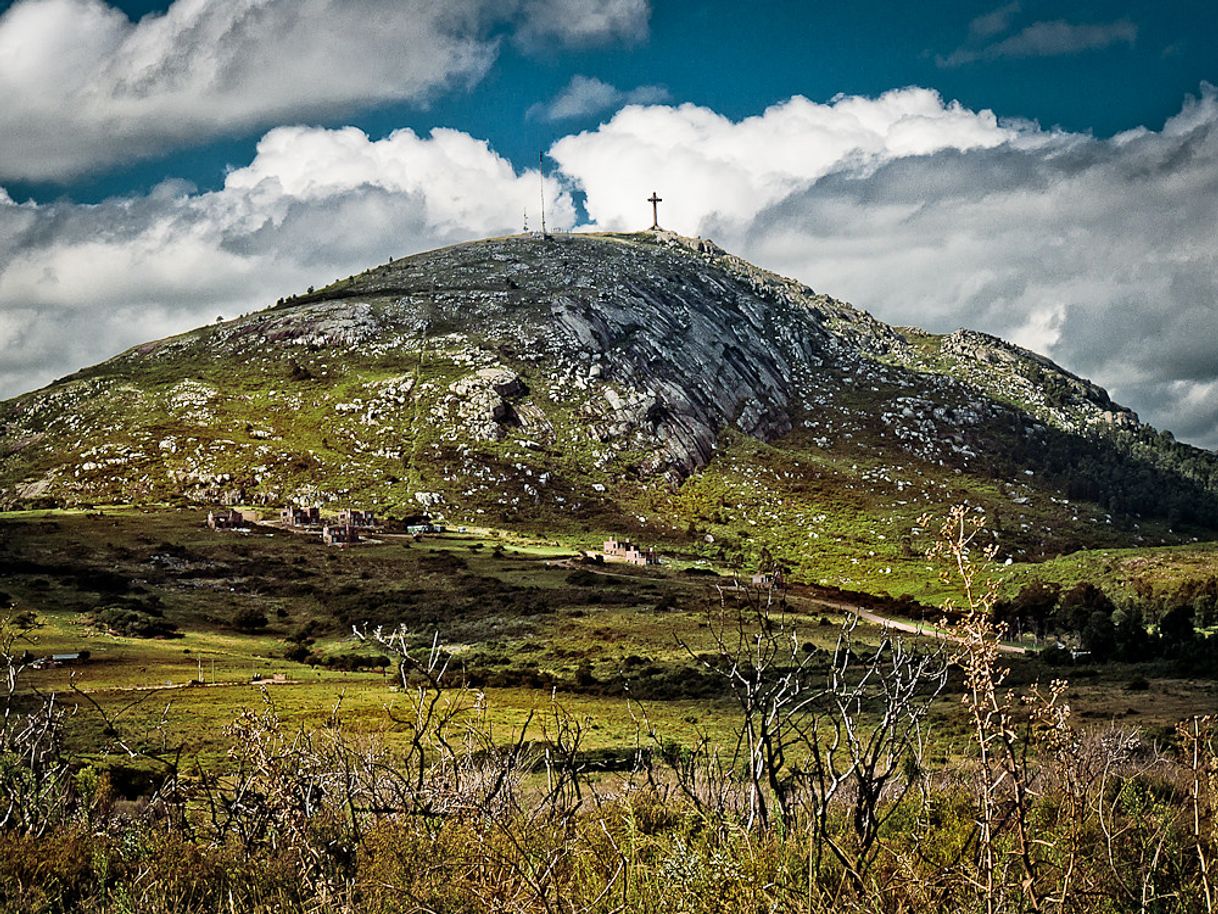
(799, 614, 948, 894)
(658, 576, 950, 900)
(0, 610, 73, 835)
(675, 583, 822, 830)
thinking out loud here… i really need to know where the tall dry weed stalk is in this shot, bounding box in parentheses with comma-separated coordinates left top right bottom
(926, 504, 1034, 911)
(3, 513, 1218, 912)
(1180, 715, 1217, 913)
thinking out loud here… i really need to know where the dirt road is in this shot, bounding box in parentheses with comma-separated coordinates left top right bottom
(552, 557, 1028, 655)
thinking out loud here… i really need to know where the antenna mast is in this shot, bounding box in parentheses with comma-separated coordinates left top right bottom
(538, 150, 547, 238)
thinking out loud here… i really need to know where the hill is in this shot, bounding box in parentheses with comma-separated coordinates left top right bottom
(2, 229, 1216, 592)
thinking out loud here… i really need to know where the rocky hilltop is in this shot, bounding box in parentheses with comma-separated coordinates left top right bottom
(2, 230, 1216, 577)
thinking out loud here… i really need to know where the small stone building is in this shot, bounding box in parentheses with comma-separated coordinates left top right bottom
(406, 522, 446, 535)
(33, 650, 90, 669)
(208, 509, 245, 530)
(281, 505, 321, 527)
(323, 523, 359, 546)
(603, 538, 659, 566)
(337, 509, 376, 528)
(752, 570, 785, 589)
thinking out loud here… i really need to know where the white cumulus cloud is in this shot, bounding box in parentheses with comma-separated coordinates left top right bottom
(551, 86, 1218, 450)
(550, 88, 1015, 234)
(0, 0, 652, 182)
(0, 125, 574, 396)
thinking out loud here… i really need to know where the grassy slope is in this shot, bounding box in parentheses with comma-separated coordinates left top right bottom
(0, 509, 840, 763)
(3, 509, 1216, 769)
(3, 234, 1215, 609)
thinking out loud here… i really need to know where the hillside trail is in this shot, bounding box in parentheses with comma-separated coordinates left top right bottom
(257, 524, 1027, 655)
(550, 557, 1027, 655)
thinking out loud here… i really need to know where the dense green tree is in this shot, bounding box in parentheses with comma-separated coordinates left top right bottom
(1169, 576, 1218, 627)
(1159, 603, 1196, 650)
(231, 607, 269, 633)
(1057, 582, 1115, 634)
(1080, 611, 1117, 661)
(1113, 604, 1152, 661)
(995, 580, 1059, 638)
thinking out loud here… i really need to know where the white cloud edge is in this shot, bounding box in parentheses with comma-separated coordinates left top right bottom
(3, 84, 1218, 452)
(0, 0, 653, 182)
(526, 74, 671, 122)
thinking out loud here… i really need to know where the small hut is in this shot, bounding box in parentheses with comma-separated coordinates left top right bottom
(323, 523, 360, 546)
(208, 509, 245, 530)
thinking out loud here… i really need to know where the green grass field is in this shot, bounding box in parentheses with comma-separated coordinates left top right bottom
(3, 507, 1216, 773)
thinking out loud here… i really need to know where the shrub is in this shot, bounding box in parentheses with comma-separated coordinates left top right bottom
(317, 651, 389, 672)
(231, 608, 269, 633)
(91, 606, 180, 638)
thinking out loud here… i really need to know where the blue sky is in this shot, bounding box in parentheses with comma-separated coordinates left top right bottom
(1, 0, 1217, 450)
(5, 0, 1212, 202)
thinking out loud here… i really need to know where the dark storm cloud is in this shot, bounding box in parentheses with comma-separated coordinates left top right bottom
(731, 89, 1218, 449)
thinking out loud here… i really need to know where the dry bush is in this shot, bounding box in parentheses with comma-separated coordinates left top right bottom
(1, 512, 1216, 912)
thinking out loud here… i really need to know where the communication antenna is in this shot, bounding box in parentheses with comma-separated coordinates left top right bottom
(538, 150, 547, 238)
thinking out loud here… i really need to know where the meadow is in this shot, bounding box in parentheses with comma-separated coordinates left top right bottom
(2, 509, 1218, 911)
(2, 507, 1218, 912)
(2, 507, 1215, 767)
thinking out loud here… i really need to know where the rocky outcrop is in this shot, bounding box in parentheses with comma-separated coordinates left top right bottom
(939, 329, 1141, 433)
(446, 367, 530, 441)
(1, 230, 1210, 516)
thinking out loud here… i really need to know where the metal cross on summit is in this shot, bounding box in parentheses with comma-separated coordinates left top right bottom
(647, 191, 662, 230)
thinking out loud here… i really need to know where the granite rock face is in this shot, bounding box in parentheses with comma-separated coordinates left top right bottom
(258, 231, 841, 478)
(359, 231, 824, 476)
(0, 230, 1207, 514)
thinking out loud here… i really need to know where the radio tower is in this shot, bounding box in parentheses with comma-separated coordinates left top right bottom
(538, 151, 548, 238)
